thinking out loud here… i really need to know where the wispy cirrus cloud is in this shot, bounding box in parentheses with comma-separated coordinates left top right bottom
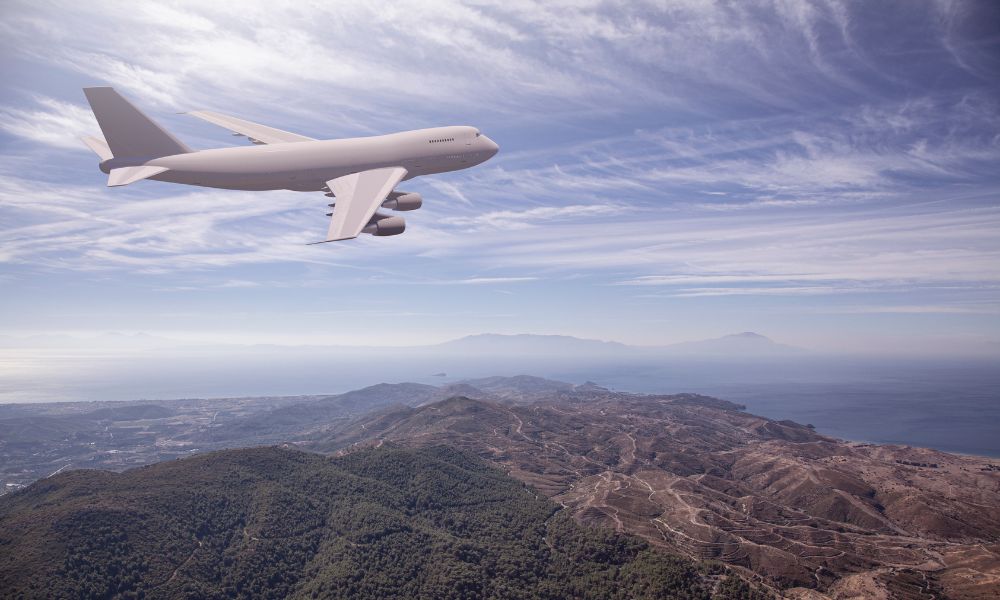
(645, 286, 854, 298)
(424, 276, 538, 285)
(0, 178, 334, 272)
(444, 203, 1000, 287)
(439, 204, 627, 231)
(818, 304, 1000, 315)
(0, 97, 98, 150)
(5, 0, 991, 134)
(1, 0, 998, 354)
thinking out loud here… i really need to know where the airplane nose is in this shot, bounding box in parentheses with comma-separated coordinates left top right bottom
(485, 136, 499, 157)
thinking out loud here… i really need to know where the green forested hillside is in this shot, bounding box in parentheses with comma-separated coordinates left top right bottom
(0, 444, 762, 599)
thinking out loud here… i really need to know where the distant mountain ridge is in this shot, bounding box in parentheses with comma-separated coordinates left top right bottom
(436, 333, 630, 355)
(436, 331, 802, 357)
(653, 331, 803, 356)
(0, 330, 802, 357)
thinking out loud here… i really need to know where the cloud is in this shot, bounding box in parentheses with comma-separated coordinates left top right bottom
(466, 203, 1000, 288)
(426, 276, 538, 285)
(693, 198, 821, 211)
(5, 0, 977, 128)
(439, 204, 627, 230)
(819, 304, 1000, 315)
(0, 97, 99, 150)
(218, 279, 262, 288)
(435, 277, 538, 285)
(1, 0, 998, 353)
(653, 286, 853, 298)
(0, 177, 340, 272)
(423, 180, 472, 207)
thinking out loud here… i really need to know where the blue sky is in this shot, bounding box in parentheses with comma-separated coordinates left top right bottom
(1, 0, 999, 354)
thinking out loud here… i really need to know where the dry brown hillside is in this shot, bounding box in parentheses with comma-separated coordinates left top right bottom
(308, 383, 1000, 599)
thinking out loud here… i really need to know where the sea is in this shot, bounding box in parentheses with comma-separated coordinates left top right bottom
(556, 357, 1000, 458)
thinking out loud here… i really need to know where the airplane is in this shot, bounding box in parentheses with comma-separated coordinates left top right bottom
(79, 87, 499, 243)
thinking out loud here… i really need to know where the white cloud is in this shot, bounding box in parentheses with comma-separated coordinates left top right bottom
(451, 204, 1000, 290)
(0, 177, 343, 271)
(423, 180, 472, 207)
(819, 304, 1000, 315)
(430, 276, 538, 285)
(439, 204, 626, 230)
(0, 0, 997, 343)
(655, 286, 851, 297)
(0, 97, 98, 150)
(2, 0, 950, 127)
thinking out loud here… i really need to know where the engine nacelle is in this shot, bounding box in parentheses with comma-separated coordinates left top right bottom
(382, 192, 422, 211)
(363, 215, 406, 236)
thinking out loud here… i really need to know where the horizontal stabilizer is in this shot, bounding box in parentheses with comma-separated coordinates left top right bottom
(80, 135, 113, 161)
(108, 165, 169, 187)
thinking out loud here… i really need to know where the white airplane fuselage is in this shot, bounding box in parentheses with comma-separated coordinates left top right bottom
(81, 86, 499, 241)
(99, 125, 499, 192)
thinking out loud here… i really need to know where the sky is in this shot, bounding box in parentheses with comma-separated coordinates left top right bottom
(1, 0, 999, 355)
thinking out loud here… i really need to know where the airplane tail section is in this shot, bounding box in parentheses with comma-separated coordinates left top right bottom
(83, 87, 191, 159)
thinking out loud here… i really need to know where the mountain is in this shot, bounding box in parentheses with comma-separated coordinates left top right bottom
(4, 374, 997, 597)
(655, 332, 803, 356)
(192, 383, 444, 443)
(306, 387, 997, 599)
(0, 444, 755, 600)
(437, 333, 631, 356)
(455, 375, 604, 402)
(0, 377, 592, 489)
(434, 332, 802, 358)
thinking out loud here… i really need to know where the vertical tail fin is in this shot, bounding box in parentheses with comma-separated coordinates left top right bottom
(82, 87, 191, 159)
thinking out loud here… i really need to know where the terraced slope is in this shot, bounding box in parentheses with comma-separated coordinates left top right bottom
(311, 390, 1000, 598)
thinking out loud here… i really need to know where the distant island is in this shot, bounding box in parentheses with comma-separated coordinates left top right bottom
(435, 331, 803, 357)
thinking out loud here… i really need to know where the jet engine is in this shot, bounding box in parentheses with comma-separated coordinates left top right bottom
(363, 214, 406, 236)
(382, 192, 422, 211)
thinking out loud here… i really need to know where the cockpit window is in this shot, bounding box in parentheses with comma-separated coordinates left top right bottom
(475, 132, 481, 137)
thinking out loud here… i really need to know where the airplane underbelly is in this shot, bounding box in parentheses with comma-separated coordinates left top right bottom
(156, 147, 407, 191)
(157, 159, 348, 190)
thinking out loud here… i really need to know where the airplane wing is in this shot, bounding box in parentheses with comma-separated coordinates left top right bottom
(185, 110, 315, 144)
(312, 167, 408, 244)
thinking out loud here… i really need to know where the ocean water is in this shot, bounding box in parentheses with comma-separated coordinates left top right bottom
(715, 380, 1000, 457)
(556, 358, 1000, 458)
